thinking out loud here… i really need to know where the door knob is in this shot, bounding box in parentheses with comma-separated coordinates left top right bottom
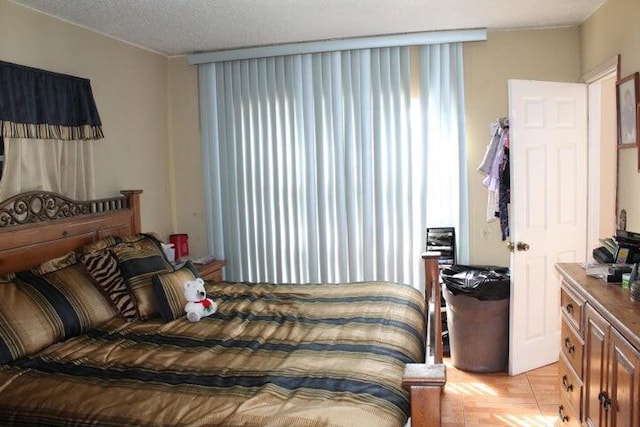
(507, 241, 530, 252)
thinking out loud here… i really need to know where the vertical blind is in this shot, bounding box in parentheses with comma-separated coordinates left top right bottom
(199, 43, 467, 288)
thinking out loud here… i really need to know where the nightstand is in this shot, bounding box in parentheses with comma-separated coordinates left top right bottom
(195, 259, 226, 282)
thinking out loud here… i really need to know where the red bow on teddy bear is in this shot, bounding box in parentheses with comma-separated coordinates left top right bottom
(195, 298, 213, 309)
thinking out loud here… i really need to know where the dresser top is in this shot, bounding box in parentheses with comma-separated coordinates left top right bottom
(556, 263, 640, 349)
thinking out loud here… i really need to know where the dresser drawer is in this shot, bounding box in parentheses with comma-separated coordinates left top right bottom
(561, 284, 583, 334)
(558, 390, 581, 427)
(559, 353, 582, 419)
(561, 318, 584, 376)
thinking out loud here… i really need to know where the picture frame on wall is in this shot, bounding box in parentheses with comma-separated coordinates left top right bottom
(616, 72, 639, 146)
(637, 104, 640, 172)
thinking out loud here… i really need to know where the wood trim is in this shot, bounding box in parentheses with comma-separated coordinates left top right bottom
(398, 253, 446, 427)
(403, 363, 446, 427)
(0, 190, 143, 274)
(423, 251, 443, 364)
(617, 142, 636, 149)
(121, 189, 142, 234)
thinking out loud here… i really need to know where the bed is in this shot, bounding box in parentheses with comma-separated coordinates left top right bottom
(0, 190, 445, 427)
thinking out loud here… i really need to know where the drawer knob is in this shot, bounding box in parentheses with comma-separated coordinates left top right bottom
(564, 337, 575, 354)
(562, 374, 573, 392)
(558, 405, 569, 423)
(565, 303, 573, 314)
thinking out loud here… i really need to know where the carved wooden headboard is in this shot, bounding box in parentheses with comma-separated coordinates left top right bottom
(0, 190, 142, 275)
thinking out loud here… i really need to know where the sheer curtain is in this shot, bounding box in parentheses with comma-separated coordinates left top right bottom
(0, 138, 95, 201)
(199, 44, 466, 288)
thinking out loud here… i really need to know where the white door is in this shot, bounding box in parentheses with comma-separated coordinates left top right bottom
(508, 79, 587, 376)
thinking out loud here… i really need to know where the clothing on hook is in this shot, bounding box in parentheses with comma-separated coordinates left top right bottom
(498, 132, 510, 240)
(477, 121, 503, 176)
(478, 117, 511, 239)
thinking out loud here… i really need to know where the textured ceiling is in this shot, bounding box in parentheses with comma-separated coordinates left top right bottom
(10, 0, 605, 57)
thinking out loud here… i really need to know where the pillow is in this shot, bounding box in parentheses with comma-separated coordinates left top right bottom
(30, 251, 76, 275)
(79, 249, 139, 320)
(77, 235, 123, 255)
(76, 233, 152, 256)
(0, 263, 116, 364)
(0, 273, 15, 283)
(152, 261, 200, 322)
(112, 237, 174, 319)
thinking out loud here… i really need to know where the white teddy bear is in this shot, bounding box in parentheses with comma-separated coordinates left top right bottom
(183, 278, 217, 322)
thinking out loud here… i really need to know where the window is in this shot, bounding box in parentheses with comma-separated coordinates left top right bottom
(198, 44, 468, 287)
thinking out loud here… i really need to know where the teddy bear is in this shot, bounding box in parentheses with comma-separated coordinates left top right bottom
(183, 278, 217, 322)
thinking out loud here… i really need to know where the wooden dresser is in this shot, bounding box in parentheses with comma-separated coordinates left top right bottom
(555, 263, 640, 427)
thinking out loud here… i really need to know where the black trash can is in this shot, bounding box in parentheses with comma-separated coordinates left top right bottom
(441, 265, 510, 373)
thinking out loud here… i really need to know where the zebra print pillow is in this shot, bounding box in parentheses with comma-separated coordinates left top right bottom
(79, 250, 139, 320)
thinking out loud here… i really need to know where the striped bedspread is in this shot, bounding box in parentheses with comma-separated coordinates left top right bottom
(0, 281, 425, 427)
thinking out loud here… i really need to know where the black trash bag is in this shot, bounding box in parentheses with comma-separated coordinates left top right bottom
(441, 264, 510, 300)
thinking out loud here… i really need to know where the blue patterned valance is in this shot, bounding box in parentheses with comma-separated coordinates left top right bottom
(0, 61, 103, 140)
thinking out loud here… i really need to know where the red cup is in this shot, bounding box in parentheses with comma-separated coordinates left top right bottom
(169, 234, 189, 261)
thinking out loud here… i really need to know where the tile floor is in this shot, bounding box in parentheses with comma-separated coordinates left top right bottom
(441, 358, 560, 427)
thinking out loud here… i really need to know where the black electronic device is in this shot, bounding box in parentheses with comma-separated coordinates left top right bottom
(593, 230, 640, 264)
(607, 265, 633, 282)
(616, 229, 640, 245)
(593, 246, 614, 263)
(614, 243, 640, 264)
(614, 230, 640, 263)
(426, 227, 456, 267)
